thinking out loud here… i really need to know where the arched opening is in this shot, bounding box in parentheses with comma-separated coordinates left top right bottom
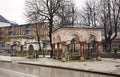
(89, 35, 97, 53)
(88, 35, 97, 43)
(87, 34, 97, 59)
(70, 38, 79, 55)
(66, 34, 80, 60)
(29, 45, 34, 51)
(27, 45, 35, 58)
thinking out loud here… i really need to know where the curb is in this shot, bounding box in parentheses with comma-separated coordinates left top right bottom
(102, 59, 120, 63)
(19, 62, 120, 77)
(0, 60, 12, 63)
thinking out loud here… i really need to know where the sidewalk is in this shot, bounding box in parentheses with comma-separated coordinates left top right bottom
(0, 55, 120, 76)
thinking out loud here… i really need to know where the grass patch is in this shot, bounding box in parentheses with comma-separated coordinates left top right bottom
(101, 53, 120, 59)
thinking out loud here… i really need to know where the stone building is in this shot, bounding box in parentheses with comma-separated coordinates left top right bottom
(0, 15, 18, 44)
(0, 23, 49, 46)
(52, 27, 102, 61)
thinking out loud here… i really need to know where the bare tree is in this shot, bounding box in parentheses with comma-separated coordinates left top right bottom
(32, 23, 42, 52)
(25, 0, 63, 57)
(79, 0, 100, 27)
(57, 0, 77, 27)
(31, 23, 48, 57)
(25, 4, 44, 57)
(80, 0, 120, 52)
(100, 0, 120, 52)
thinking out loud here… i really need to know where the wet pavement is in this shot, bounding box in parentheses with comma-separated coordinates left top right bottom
(0, 62, 115, 77)
(0, 55, 120, 76)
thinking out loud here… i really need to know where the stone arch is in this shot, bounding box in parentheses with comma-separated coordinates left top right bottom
(65, 33, 81, 59)
(84, 33, 98, 60)
(27, 45, 35, 58)
(29, 45, 34, 51)
(86, 32, 99, 42)
(56, 35, 61, 43)
(64, 32, 83, 42)
(66, 34, 80, 45)
(88, 34, 97, 43)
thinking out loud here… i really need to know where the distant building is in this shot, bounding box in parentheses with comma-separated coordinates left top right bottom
(0, 23, 49, 46)
(0, 15, 49, 45)
(0, 15, 18, 43)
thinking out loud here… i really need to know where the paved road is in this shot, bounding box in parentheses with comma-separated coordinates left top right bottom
(0, 62, 115, 77)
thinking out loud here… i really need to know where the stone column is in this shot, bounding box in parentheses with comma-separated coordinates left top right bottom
(56, 42, 60, 59)
(88, 43, 91, 59)
(52, 43, 55, 58)
(61, 41, 66, 62)
(79, 41, 85, 61)
(97, 41, 101, 61)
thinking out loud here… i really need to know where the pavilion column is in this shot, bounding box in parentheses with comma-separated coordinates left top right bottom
(97, 41, 101, 61)
(56, 42, 60, 59)
(87, 43, 91, 59)
(79, 41, 85, 61)
(61, 41, 66, 62)
(52, 43, 55, 58)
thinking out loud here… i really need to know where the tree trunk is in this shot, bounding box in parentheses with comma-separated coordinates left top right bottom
(104, 39, 112, 53)
(37, 35, 42, 52)
(49, 18, 53, 58)
(49, 31, 53, 58)
(36, 33, 41, 58)
(35, 24, 42, 57)
(108, 40, 112, 53)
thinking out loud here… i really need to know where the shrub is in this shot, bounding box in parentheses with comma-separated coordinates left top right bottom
(119, 45, 120, 51)
(113, 48, 118, 53)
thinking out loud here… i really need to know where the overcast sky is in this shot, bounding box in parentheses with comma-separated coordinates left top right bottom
(0, 0, 86, 25)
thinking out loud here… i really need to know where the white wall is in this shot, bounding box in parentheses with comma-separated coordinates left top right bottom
(52, 28, 102, 43)
(0, 22, 10, 27)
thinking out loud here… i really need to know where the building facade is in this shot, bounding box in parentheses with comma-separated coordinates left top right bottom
(0, 23, 49, 46)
